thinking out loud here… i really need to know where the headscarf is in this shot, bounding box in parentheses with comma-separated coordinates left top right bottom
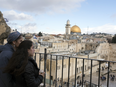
(7, 31, 21, 43)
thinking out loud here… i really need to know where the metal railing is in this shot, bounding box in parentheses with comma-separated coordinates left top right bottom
(34, 49, 116, 87)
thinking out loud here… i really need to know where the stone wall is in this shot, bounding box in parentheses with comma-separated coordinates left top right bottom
(109, 44, 116, 61)
(85, 43, 99, 51)
(0, 11, 11, 45)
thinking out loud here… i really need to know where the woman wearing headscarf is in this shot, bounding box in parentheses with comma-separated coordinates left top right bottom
(0, 31, 23, 87)
(4, 40, 44, 87)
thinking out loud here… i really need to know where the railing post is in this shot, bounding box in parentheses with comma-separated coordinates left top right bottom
(61, 56, 64, 87)
(82, 59, 84, 87)
(55, 56, 57, 87)
(98, 61, 101, 87)
(68, 57, 70, 87)
(49, 55, 52, 87)
(75, 58, 77, 87)
(35, 53, 36, 61)
(44, 48, 47, 87)
(107, 62, 110, 87)
(39, 54, 41, 69)
(90, 60, 93, 87)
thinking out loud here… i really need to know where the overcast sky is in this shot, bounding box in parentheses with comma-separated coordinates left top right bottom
(0, 0, 116, 34)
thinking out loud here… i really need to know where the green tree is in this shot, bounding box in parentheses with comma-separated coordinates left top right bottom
(38, 32, 43, 36)
(22, 33, 26, 37)
(112, 34, 116, 43)
(107, 38, 112, 43)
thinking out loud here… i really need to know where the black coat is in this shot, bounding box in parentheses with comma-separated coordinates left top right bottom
(0, 44, 15, 87)
(14, 57, 43, 87)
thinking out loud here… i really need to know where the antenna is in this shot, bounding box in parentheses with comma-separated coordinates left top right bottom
(87, 26, 89, 34)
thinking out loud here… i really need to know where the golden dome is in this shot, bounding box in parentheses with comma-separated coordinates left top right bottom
(71, 25, 81, 33)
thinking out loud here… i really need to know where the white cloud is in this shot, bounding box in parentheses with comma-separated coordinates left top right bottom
(0, 0, 85, 14)
(44, 31, 64, 34)
(3, 10, 33, 21)
(82, 24, 116, 34)
(16, 23, 37, 33)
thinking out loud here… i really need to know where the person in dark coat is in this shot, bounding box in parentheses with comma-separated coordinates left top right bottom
(0, 31, 23, 87)
(3, 40, 44, 87)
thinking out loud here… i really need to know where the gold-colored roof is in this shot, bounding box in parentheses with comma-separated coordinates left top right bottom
(71, 25, 81, 33)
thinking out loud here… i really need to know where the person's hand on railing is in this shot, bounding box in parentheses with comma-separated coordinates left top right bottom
(39, 72, 45, 77)
(39, 70, 45, 77)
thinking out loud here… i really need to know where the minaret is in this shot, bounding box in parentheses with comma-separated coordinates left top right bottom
(65, 20, 70, 35)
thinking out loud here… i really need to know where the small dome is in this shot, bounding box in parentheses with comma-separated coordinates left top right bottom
(25, 33, 33, 39)
(71, 25, 81, 33)
(67, 20, 70, 24)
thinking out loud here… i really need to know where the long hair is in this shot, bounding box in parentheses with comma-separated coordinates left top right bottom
(4, 40, 33, 76)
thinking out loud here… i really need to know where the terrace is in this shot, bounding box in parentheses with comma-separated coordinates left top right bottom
(34, 49, 116, 87)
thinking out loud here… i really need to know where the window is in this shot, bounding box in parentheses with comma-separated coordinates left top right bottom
(63, 65, 66, 68)
(50, 76, 53, 80)
(77, 61, 79, 64)
(85, 65, 86, 70)
(57, 66, 60, 70)
(88, 67, 89, 69)
(81, 66, 83, 70)
(77, 68, 78, 73)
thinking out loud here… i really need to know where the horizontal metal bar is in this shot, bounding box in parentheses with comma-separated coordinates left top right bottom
(35, 52, 116, 63)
